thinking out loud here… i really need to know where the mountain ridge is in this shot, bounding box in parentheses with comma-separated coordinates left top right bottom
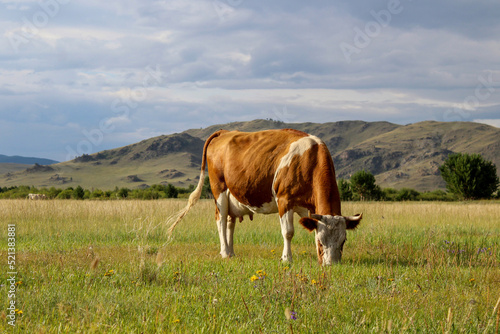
(2, 119, 499, 191)
(0, 154, 58, 165)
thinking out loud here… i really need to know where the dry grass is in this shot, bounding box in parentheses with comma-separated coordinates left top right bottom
(0, 199, 499, 333)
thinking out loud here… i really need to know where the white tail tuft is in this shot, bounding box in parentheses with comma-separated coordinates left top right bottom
(167, 170, 205, 236)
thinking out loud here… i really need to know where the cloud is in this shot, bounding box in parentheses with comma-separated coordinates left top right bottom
(1, 0, 500, 161)
(473, 119, 500, 128)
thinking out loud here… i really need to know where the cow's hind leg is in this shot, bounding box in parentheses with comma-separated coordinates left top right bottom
(280, 210, 294, 262)
(216, 191, 231, 258)
(226, 216, 236, 257)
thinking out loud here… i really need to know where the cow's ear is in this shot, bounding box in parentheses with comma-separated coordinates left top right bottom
(345, 213, 362, 230)
(299, 217, 318, 232)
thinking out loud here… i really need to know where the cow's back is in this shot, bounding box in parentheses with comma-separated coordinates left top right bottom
(206, 130, 307, 207)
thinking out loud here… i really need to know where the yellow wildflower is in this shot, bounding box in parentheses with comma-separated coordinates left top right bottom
(250, 275, 259, 282)
(311, 279, 317, 285)
(256, 270, 267, 277)
(172, 319, 180, 323)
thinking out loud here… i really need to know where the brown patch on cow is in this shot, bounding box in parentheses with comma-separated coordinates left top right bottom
(273, 142, 341, 216)
(299, 217, 317, 232)
(282, 128, 309, 137)
(317, 239, 324, 265)
(215, 205, 220, 221)
(346, 214, 363, 229)
(206, 129, 309, 209)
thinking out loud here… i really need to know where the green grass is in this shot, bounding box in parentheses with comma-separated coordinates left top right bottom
(1, 200, 499, 333)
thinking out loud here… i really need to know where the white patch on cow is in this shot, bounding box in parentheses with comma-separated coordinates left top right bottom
(217, 190, 229, 213)
(227, 190, 278, 217)
(272, 135, 323, 194)
(280, 209, 295, 262)
(246, 200, 278, 214)
(216, 191, 231, 258)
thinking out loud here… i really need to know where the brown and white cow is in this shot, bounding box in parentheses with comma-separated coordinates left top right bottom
(168, 129, 362, 265)
(27, 193, 47, 200)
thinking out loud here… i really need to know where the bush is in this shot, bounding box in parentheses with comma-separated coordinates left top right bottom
(337, 179, 353, 201)
(395, 188, 420, 201)
(201, 176, 212, 199)
(57, 189, 73, 199)
(90, 189, 105, 199)
(439, 153, 499, 199)
(117, 187, 130, 199)
(382, 188, 397, 201)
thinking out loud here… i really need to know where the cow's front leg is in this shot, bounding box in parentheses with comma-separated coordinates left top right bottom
(280, 210, 294, 262)
(216, 192, 231, 258)
(226, 216, 236, 257)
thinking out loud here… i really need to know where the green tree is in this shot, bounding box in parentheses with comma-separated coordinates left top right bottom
(202, 176, 213, 199)
(350, 170, 381, 201)
(117, 187, 130, 199)
(48, 187, 62, 199)
(73, 185, 85, 200)
(165, 184, 178, 198)
(439, 153, 499, 199)
(337, 179, 352, 201)
(57, 189, 73, 199)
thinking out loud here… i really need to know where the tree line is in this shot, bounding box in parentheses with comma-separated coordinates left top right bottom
(0, 178, 213, 200)
(1, 153, 498, 201)
(338, 153, 499, 201)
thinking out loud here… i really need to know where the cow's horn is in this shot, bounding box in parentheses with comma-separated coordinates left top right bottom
(346, 213, 362, 221)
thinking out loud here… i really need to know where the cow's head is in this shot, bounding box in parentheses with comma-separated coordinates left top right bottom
(299, 213, 362, 265)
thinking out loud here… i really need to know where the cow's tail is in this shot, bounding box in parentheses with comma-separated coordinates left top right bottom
(167, 131, 224, 237)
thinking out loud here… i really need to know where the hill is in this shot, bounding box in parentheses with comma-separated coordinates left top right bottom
(2, 120, 499, 191)
(0, 155, 59, 178)
(0, 154, 58, 165)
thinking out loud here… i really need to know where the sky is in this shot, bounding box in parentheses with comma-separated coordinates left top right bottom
(1, 0, 500, 162)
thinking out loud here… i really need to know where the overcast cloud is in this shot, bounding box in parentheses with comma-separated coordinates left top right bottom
(1, 0, 499, 161)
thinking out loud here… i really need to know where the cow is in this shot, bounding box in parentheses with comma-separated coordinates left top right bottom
(168, 129, 362, 265)
(27, 193, 47, 200)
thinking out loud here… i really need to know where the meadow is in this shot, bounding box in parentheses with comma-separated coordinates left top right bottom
(1, 199, 499, 333)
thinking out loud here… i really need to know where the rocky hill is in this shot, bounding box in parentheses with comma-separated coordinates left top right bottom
(2, 120, 499, 191)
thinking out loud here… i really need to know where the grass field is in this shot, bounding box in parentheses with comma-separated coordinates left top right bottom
(1, 200, 499, 333)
